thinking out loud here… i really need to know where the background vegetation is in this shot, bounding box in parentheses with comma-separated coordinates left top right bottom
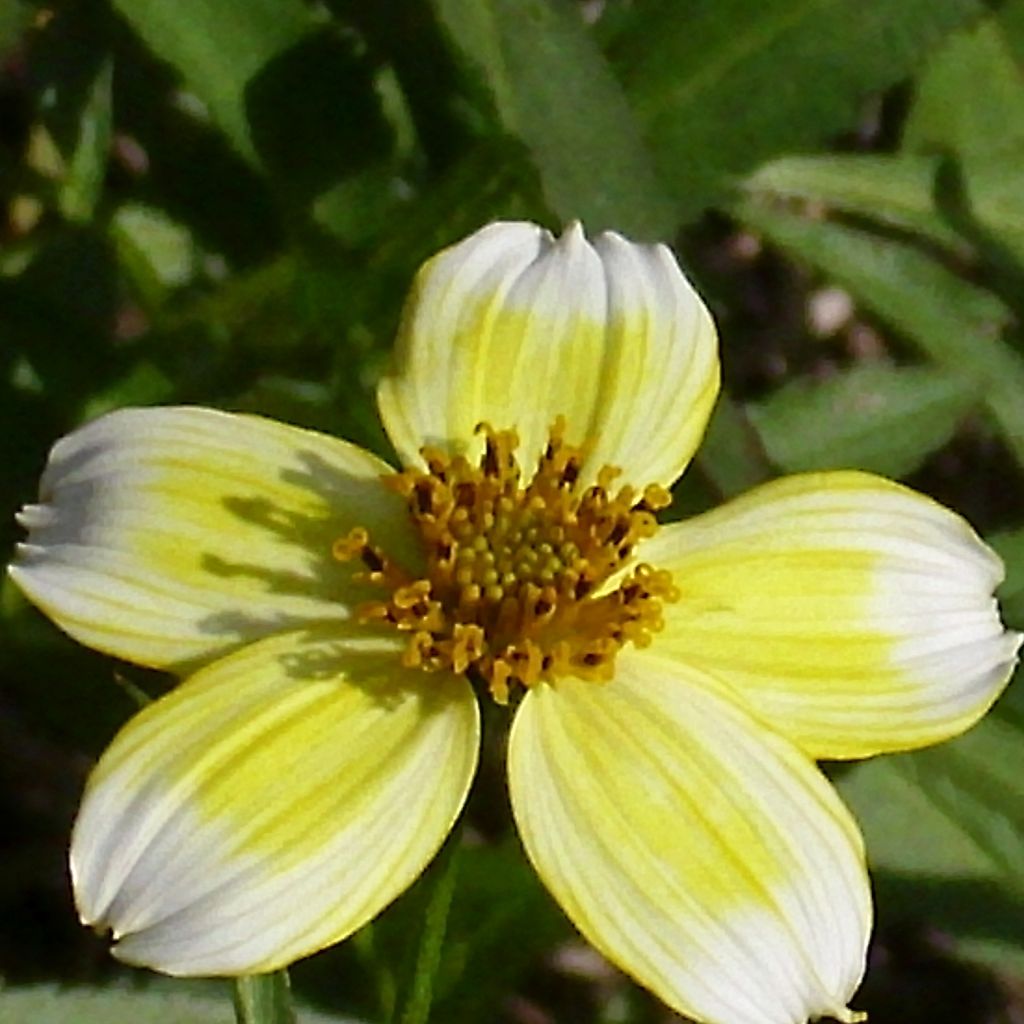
(2, 0, 1024, 1021)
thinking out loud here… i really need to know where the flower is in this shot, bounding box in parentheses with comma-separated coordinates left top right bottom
(10, 221, 1020, 1024)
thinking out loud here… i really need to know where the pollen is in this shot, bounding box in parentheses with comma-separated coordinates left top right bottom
(333, 418, 679, 703)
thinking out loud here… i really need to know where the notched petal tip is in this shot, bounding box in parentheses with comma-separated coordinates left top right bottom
(648, 471, 1020, 760)
(557, 219, 585, 247)
(15, 503, 53, 530)
(378, 218, 720, 491)
(509, 657, 870, 1024)
(69, 628, 479, 977)
(7, 405, 416, 669)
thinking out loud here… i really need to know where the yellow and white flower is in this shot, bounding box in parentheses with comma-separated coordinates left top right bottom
(10, 222, 1020, 1024)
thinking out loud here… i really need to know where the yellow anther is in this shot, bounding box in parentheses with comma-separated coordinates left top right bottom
(340, 420, 678, 702)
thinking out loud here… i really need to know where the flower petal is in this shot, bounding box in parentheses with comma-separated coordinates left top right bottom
(508, 652, 869, 1024)
(642, 471, 1021, 759)
(10, 406, 418, 669)
(377, 221, 719, 489)
(71, 625, 479, 976)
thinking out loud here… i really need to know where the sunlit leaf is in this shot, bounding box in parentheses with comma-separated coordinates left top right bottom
(744, 154, 962, 249)
(109, 0, 315, 163)
(57, 57, 112, 223)
(746, 152, 1024, 270)
(904, 17, 1024, 163)
(432, 0, 674, 238)
(618, 0, 982, 223)
(110, 203, 199, 308)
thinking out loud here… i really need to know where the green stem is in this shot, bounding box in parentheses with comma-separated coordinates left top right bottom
(397, 831, 462, 1024)
(233, 970, 296, 1024)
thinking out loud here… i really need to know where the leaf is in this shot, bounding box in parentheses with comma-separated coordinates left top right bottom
(431, 0, 674, 238)
(990, 528, 1024, 630)
(110, 203, 199, 307)
(747, 363, 978, 477)
(890, 14, 1024, 276)
(693, 392, 774, 499)
(109, 0, 315, 164)
(57, 57, 112, 223)
(744, 154, 963, 249)
(618, 0, 982, 223)
(0, 986, 362, 1024)
(837, 694, 1024, 974)
(904, 17, 1024, 164)
(745, 152, 1024, 270)
(999, 0, 1024, 66)
(734, 202, 1024, 469)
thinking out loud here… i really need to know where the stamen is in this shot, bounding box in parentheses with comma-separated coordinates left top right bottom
(333, 419, 677, 704)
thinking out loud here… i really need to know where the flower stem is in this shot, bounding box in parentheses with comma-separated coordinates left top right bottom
(233, 970, 296, 1024)
(397, 831, 462, 1024)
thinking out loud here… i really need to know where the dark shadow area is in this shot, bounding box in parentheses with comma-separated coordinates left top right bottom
(245, 30, 391, 210)
(193, 445, 411, 644)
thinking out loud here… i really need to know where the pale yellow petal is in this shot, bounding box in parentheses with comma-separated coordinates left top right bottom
(377, 221, 719, 489)
(508, 652, 869, 1024)
(71, 625, 479, 976)
(10, 406, 419, 669)
(642, 471, 1021, 759)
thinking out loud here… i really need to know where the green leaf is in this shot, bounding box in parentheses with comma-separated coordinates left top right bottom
(999, 0, 1024, 65)
(57, 57, 112, 223)
(0, 985, 361, 1024)
(693, 391, 773, 499)
(734, 202, 1024, 468)
(745, 152, 1024, 270)
(895, 15, 1024, 277)
(955, 157, 1024, 270)
(990, 528, 1024, 630)
(837, 696, 1024, 974)
(747, 363, 978, 477)
(109, 0, 315, 164)
(619, 0, 982, 223)
(838, 756, 1005, 882)
(744, 154, 963, 249)
(431, 0, 674, 238)
(904, 17, 1024, 164)
(110, 203, 199, 308)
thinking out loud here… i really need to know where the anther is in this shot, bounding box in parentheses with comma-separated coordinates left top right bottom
(336, 419, 678, 702)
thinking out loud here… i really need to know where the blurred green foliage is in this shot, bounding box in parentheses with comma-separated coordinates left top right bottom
(2, 0, 1024, 1022)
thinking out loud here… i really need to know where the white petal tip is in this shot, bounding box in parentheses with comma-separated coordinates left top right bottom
(7, 558, 29, 582)
(558, 220, 586, 247)
(1009, 630, 1024, 660)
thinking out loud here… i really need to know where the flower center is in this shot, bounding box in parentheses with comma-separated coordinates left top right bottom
(334, 418, 678, 703)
